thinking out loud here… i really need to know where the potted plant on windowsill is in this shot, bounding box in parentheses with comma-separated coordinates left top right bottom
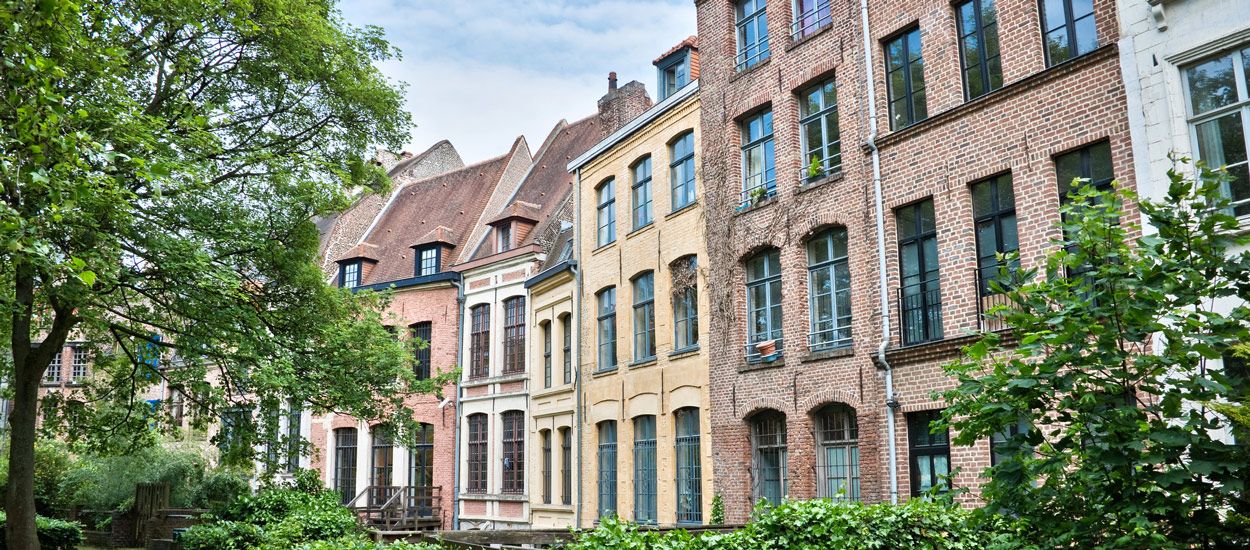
(806, 154, 825, 184)
(755, 339, 777, 356)
(750, 185, 768, 206)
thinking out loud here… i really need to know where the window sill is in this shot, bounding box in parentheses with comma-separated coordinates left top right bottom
(730, 57, 772, 83)
(667, 202, 698, 220)
(801, 346, 854, 363)
(668, 346, 701, 360)
(739, 356, 785, 373)
(459, 492, 528, 502)
(531, 503, 575, 512)
(40, 382, 62, 388)
(734, 195, 778, 216)
(592, 366, 619, 378)
(786, 23, 834, 52)
(626, 223, 656, 239)
(591, 241, 617, 256)
(797, 170, 844, 194)
(462, 371, 528, 388)
(629, 358, 657, 369)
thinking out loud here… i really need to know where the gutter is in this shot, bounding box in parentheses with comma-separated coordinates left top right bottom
(860, 0, 900, 505)
(452, 278, 465, 529)
(573, 168, 585, 528)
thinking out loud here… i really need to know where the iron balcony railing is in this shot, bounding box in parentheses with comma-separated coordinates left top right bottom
(745, 337, 784, 364)
(808, 325, 851, 353)
(790, 0, 834, 41)
(739, 172, 777, 209)
(975, 266, 1013, 333)
(735, 38, 771, 72)
(897, 278, 943, 346)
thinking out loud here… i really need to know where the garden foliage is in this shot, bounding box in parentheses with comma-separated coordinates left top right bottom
(0, 512, 81, 550)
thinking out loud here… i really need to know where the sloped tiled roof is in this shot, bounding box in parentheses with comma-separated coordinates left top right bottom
(411, 225, 459, 248)
(488, 201, 542, 225)
(349, 138, 530, 285)
(469, 115, 603, 260)
(654, 35, 698, 64)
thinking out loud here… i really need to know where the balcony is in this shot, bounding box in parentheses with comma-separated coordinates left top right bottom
(897, 278, 942, 346)
(738, 172, 777, 210)
(745, 338, 784, 364)
(347, 485, 442, 532)
(790, 0, 833, 42)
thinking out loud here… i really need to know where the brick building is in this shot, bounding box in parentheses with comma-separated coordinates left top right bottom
(695, 0, 1135, 522)
(311, 137, 533, 530)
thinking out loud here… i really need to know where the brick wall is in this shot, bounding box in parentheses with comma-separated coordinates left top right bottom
(696, 0, 1134, 523)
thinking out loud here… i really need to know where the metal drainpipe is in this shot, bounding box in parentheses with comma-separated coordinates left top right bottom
(572, 167, 585, 528)
(860, 0, 899, 505)
(452, 278, 465, 529)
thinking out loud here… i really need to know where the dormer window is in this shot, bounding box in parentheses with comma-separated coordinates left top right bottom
(658, 53, 690, 101)
(498, 224, 513, 252)
(415, 246, 440, 277)
(341, 261, 361, 288)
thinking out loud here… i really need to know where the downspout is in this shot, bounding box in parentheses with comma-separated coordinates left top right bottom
(572, 167, 585, 528)
(452, 278, 465, 529)
(860, 0, 899, 505)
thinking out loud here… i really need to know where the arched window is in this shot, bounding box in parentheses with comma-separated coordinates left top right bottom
(672, 256, 699, 351)
(597, 287, 617, 371)
(597, 178, 616, 246)
(469, 304, 490, 378)
(560, 313, 573, 384)
(333, 428, 358, 504)
(541, 320, 552, 388)
(750, 410, 787, 505)
(632, 156, 653, 229)
(597, 420, 618, 518)
(807, 228, 852, 351)
(632, 272, 656, 361)
(674, 407, 702, 524)
(467, 414, 488, 493)
(503, 297, 526, 374)
(815, 404, 859, 500)
(746, 249, 783, 361)
(633, 415, 657, 524)
(670, 131, 697, 211)
(501, 411, 525, 493)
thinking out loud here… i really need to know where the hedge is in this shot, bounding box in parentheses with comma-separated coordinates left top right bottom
(0, 512, 83, 550)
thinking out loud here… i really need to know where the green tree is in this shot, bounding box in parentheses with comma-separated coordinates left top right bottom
(941, 166, 1250, 548)
(0, 0, 447, 547)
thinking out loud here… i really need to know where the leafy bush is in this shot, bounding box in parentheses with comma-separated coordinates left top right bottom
(0, 511, 83, 550)
(60, 443, 209, 511)
(295, 538, 444, 550)
(183, 469, 361, 550)
(0, 439, 75, 515)
(193, 469, 251, 517)
(563, 499, 1022, 550)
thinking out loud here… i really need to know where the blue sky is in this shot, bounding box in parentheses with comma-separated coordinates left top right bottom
(338, 0, 697, 164)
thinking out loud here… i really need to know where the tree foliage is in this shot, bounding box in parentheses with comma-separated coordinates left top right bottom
(0, 0, 439, 546)
(941, 165, 1250, 548)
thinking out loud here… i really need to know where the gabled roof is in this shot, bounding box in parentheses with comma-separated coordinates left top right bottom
(468, 115, 603, 261)
(347, 137, 531, 286)
(337, 242, 380, 263)
(411, 226, 459, 248)
(488, 201, 542, 225)
(654, 35, 698, 65)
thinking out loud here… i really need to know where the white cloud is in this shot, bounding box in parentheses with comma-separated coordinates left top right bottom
(338, 0, 697, 163)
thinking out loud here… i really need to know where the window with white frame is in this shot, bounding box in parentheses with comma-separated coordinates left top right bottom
(44, 347, 62, 383)
(1185, 46, 1250, 217)
(340, 261, 361, 288)
(71, 346, 89, 381)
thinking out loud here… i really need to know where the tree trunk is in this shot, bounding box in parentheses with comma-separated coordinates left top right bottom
(5, 357, 42, 550)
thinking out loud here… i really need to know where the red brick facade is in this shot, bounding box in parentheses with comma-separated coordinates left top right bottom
(696, 0, 1134, 523)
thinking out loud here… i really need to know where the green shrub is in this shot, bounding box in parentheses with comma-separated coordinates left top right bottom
(295, 537, 444, 550)
(60, 443, 209, 511)
(0, 439, 75, 514)
(0, 511, 84, 550)
(193, 469, 251, 517)
(179, 520, 265, 550)
(564, 499, 1023, 550)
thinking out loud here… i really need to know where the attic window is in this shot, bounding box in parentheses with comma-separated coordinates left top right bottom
(557, 239, 573, 262)
(498, 224, 513, 252)
(416, 246, 440, 277)
(658, 51, 690, 101)
(340, 261, 361, 289)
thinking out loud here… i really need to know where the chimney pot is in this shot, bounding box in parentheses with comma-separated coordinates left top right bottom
(609, 72, 618, 92)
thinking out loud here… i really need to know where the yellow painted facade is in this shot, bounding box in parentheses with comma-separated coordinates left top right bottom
(526, 259, 579, 528)
(573, 88, 712, 527)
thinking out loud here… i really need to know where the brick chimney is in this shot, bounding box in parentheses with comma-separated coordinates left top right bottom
(597, 72, 652, 136)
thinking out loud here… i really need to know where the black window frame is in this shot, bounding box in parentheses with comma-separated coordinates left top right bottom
(370, 425, 394, 491)
(542, 321, 552, 388)
(1040, 0, 1098, 67)
(469, 304, 490, 379)
(334, 427, 358, 504)
(540, 428, 552, 504)
(884, 27, 928, 131)
(908, 409, 951, 496)
(501, 410, 525, 494)
(467, 413, 488, 494)
(971, 174, 1019, 295)
(340, 260, 361, 289)
(409, 422, 435, 489)
(955, 0, 1003, 101)
(503, 296, 526, 375)
(410, 321, 432, 380)
(597, 420, 618, 518)
(897, 199, 943, 345)
(560, 426, 573, 505)
(415, 245, 441, 277)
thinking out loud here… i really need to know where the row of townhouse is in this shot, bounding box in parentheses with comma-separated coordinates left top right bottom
(291, 0, 1250, 535)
